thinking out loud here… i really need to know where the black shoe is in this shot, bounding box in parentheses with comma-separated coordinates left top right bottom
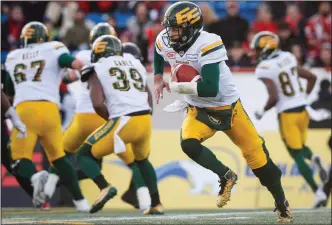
(216, 169, 238, 208)
(121, 189, 139, 209)
(274, 199, 292, 223)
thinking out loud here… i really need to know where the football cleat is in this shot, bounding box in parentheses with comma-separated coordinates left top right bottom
(312, 154, 328, 184)
(73, 198, 91, 213)
(312, 187, 327, 208)
(31, 170, 49, 208)
(216, 169, 238, 208)
(40, 201, 51, 211)
(90, 186, 117, 214)
(274, 199, 292, 223)
(143, 204, 164, 215)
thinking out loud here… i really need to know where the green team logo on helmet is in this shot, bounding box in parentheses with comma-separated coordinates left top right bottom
(91, 35, 123, 63)
(89, 23, 117, 46)
(20, 21, 49, 47)
(162, 1, 203, 50)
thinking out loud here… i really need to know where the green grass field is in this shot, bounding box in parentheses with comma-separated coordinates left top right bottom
(1, 208, 331, 224)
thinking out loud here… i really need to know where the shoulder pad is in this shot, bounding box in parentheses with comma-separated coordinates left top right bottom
(80, 65, 95, 82)
(51, 41, 66, 50)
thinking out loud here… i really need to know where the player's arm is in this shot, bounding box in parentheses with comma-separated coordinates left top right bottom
(3, 70, 15, 104)
(154, 40, 170, 103)
(81, 66, 109, 120)
(170, 62, 220, 97)
(146, 85, 153, 115)
(1, 91, 27, 136)
(297, 66, 317, 95)
(255, 78, 278, 120)
(58, 53, 85, 71)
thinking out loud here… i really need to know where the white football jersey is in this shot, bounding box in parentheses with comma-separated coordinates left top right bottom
(74, 51, 139, 114)
(93, 55, 150, 119)
(74, 49, 95, 113)
(255, 51, 307, 113)
(155, 29, 240, 108)
(5, 41, 69, 107)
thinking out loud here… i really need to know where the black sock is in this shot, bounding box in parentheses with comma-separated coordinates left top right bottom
(93, 175, 109, 190)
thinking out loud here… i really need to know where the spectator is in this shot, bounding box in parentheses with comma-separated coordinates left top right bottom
(199, 3, 218, 31)
(127, 2, 153, 64)
(291, 44, 308, 67)
(309, 79, 331, 128)
(8, 5, 25, 48)
(21, 2, 48, 23)
(313, 43, 331, 68)
(305, 2, 331, 60)
(277, 22, 300, 52)
(146, 20, 163, 63)
(227, 41, 253, 68)
(284, 4, 306, 44)
(1, 5, 10, 51)
(107, 15, 121, 36)
(208, 1, 248, 49)
(241, 28, 255, 51)
(252, 3, 277, 33)
(44, 20, 59, 41)
(62, 9, 91, 51)
(45, 2, 79, 38)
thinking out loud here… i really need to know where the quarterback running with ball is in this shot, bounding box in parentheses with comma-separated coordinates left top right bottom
(154, 2, 292, 223)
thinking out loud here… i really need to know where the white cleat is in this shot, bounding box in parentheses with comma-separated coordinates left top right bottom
(312, 154, 328, 184)
(44, 173, 60, 200)
(137, 186, 151, 212)
(312, 187, 327, 208)
(31, 170, 49, 207)
(73, 198, 91, 212)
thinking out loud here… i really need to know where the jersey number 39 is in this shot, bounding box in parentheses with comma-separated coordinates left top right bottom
(109, 67, 145, 92)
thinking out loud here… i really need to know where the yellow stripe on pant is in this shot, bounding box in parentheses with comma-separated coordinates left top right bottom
(181, 100, 267, 169)
(11, 101, 65, 162)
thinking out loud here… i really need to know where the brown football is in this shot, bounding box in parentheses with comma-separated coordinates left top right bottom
(175, 64, 201, 82)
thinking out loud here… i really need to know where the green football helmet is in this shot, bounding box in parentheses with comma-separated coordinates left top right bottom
(89, 23, 117, 46)
(249, 31, 280, 62)
(20, 21, 50, 47)
(162, 1, 203, 50)
(91, 35, 123, 63)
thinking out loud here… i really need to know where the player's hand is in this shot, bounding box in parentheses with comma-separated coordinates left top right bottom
(254, 110, 264, 120)
(13, 120, 27, 138)
(154, 74, 170, 104)
(170, 64, 181, 82)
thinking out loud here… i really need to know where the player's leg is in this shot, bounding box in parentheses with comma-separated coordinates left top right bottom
(279, 111, 319, 193)
(45, 113, 106, 198)
(1, 119, 33, 198)
(39, 102, 89, 212)
(224, 100, 291, 223)
(76, 118, 120, 213)
(10, 102, 48, 207)
(181, 106, 233, 207)
(125, 114, 163, 214)
(300, 110, 328, 183)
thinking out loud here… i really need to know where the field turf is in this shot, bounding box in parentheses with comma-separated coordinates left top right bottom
(1, 207, 331, 224)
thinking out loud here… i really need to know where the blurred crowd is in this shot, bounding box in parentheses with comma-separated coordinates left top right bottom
(1, 1, 331, 68)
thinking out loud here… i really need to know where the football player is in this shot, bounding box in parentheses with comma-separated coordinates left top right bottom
(154, 2, 291, 223)
(77, 35, 162, 214)
(43, 24, 141, 210)
(250, 31, 328, 208)
(5, 21, 90, 211)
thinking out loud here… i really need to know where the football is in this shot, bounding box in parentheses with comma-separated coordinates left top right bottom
(175, 64, 201, 82)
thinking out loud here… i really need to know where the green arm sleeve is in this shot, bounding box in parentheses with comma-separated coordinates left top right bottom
(197, 63, 220, 97)
(5, 72, 15, 96)
(58, 53, 76, 68)
(154, 47, 165, 75)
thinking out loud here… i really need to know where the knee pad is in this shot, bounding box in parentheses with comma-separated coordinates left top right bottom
(252, 159, 282, 187)
(181, 139, 202, 159)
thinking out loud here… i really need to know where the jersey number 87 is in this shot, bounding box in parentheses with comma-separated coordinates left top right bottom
(109, 67, 145, 92)
(278, 67, 304, 96)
